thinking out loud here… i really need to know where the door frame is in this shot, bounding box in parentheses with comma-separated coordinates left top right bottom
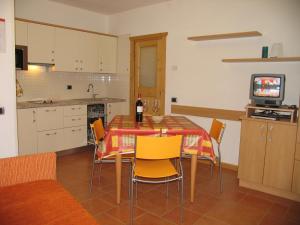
(129, 32, 168, 116)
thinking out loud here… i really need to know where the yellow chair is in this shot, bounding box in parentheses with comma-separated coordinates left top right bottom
(130, 135, 184, 225)
(199, 118, 226, 192)
(89, 119, 131, 192)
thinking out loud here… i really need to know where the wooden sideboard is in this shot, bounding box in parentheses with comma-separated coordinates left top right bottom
(238, 104, 300, 201)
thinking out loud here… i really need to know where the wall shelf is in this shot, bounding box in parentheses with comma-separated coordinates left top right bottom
(222, 57, 300, 63)
(187, 31, 262, 41)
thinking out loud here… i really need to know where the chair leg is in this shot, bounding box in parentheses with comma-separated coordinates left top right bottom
(210, 162, 213, 177)
(97, 160, 103, 185)
(180, 177, 184, 224)
(166, 177, 169, 198)
(130, 178, 134, 225)
(218, 146, 223, 193)
(89, 150, 97, 192)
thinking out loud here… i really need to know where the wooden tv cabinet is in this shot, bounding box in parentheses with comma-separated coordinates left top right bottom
(238, 104, 300, 201)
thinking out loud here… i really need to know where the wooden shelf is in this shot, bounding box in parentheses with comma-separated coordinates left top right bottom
(222, 57, 300, 63)
(187, 31, 262, 41)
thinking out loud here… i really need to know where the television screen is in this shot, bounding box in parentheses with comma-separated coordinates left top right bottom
(253, 77, 281, 98)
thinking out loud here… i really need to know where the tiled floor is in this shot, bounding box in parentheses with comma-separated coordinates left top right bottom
(57, 147, 300, 225)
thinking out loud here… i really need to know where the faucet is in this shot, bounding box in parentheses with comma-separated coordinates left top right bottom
(87, 83, 99, 99)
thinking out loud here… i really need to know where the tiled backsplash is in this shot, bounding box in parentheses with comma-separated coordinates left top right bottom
(16, 66, 129, 102)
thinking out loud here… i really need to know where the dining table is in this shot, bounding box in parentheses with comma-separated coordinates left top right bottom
(101, 115, 215, 204)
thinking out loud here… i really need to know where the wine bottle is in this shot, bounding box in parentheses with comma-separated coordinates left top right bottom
(136, 93, 143, 122)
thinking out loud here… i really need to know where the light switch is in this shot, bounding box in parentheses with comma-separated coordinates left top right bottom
(0, 107, 4, 115)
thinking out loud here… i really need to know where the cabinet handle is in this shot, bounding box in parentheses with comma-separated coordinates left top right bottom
(72, 128, 81, 132)
(32, 110, 36, 122)
(51, 59, 54, 62)
(75, 60, 79, 63)
(45, 109, 56, 112)
(52, 50, 54, 53)
(268, 125, 273, 142)
(71, 118, 81, 121)
(46, 132, 57, 136)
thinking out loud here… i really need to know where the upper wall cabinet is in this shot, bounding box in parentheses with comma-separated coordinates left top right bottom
(54, 28, 99, 73)
(15, 20, 28, 46)
(98, 35, 117, 73)
(28, 23, 55, 64)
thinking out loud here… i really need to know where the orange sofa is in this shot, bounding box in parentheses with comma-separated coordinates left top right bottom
(0, 152, 100, 225)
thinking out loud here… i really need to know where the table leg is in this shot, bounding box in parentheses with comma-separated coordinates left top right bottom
(115, 152, 122, 204)
(190, 154, 197, 203)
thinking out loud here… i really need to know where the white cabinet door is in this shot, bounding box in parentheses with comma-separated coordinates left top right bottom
(37, 129, 64, 153)
(64, 105, 87, 116)
(99, 35, 117, 73)
(78, 32, 99, 73)
(36, 106, 64, 131)
(54, 28, 79, 72)
(106, 102, 123, 124)
(63, 126, 87, 149)
(17, 108, 37, 155)
(15, 20, 27, 46)
(28, 23, 55, 64)
(64, 115, 86, 128)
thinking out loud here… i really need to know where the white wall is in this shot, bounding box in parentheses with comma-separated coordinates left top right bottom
(15, 0, 109, 33)
(0, 0, 18, 158)
(109, 0, 300, 165)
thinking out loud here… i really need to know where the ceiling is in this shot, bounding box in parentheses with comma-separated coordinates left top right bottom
(50, 0, 172, 15)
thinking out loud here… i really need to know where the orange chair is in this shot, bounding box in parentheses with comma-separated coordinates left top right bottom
(89, 119, 132, 192)
(199, 119, 226, 192)
(130, 135, 184, 225)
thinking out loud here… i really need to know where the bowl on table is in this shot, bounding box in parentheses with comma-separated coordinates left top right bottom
(152, 116, 164, 123)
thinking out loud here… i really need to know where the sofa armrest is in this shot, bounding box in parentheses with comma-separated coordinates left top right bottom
(0, 152, 56, 187)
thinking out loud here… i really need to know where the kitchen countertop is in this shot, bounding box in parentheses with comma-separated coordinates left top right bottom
(17, 98, 126, 109)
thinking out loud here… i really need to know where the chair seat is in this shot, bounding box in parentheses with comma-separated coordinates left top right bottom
(134, 159, 178, 178)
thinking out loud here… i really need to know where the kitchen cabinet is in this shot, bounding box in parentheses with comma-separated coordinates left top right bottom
(54, 28, 99, 73)
(239, 118, 297, 193)
(17, 108, 37, 155)
(98, 35, 117, 73)
(37, 129, 64, 153)
(238, 120, 266, 184)
(63, 126, 87, 149)
(106, 102, 123, 124)
(28, 23, 55, 64)
(36, 106, 64, 131)
(15, 20, 27, 46)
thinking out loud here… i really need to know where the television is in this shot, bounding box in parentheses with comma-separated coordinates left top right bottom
(249, 74, 285, 107)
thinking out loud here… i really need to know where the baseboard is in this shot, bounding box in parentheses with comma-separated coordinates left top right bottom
(239, 179, 300, 202)
(197, 159, 238, 171)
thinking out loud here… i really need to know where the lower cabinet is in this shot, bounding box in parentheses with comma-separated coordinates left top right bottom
(37, 129, 64, 153)
(18, 105, 87, 155)
(63, 126, 87, 149)
(106, 102, 124, 124)
(238, 118, 298, 198)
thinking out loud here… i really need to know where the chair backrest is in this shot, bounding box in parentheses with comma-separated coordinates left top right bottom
(135, 135, 183, 160)
(90, 119, 105, 144)
(209, 119, 225, 144)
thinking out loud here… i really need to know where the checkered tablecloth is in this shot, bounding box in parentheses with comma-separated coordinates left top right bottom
(101, 115, 215, 162)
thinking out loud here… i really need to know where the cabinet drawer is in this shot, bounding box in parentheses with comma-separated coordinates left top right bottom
(64, 105, 87, 116)
(36, 107, 63, 131)
(63, 126, 87, 149)
(64, 115, 87, 127)
(37, 129, 64, 153)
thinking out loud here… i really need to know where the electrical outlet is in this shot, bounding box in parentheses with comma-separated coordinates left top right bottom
(67, 85, 72, 90)
(171, 97, 177, 103)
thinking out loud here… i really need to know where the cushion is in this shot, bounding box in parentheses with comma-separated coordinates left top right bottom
(0, 180, 99, 225)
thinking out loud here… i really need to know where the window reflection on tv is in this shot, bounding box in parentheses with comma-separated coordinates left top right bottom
(253, 77, 280, 98)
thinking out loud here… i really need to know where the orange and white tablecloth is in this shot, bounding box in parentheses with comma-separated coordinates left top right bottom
(101, 115, 215, 162)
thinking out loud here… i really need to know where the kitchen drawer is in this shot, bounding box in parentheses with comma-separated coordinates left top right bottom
(36, 106, 63, 131)
(64, 105, 87, 116)
(64, 115, 87, 127)
(37, 129, 64, 153)
(63, 126, 87, 149)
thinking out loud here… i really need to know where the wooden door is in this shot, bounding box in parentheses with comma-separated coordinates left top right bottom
(263, 123, 297, 191)
(292, 160, 300, 194)
(28, 23, 55, 64)
(130, 33, 167, 116)
(238, 119, 267, 184)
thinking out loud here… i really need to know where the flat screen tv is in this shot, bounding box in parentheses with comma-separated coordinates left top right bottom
(249, 74, 285, 107)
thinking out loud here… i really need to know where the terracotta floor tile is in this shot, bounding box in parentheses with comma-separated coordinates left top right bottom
(134, 213, 175, 225)
(163, 207, 202, 225)
(56, 149, 300, 225)
(94, 212, 125, 225)
(193, 216, 230, 225)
